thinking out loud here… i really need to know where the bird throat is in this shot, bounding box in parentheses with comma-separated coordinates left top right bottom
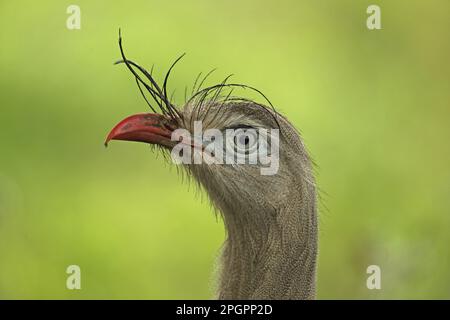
(216, 198, 317, 300)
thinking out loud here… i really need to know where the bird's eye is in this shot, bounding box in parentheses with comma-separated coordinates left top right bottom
(228, 128, 259, 156)
(235, 135, 250, 146)
(219, 126, 273, 165)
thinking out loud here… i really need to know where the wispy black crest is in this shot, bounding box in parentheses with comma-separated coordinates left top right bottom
(115, 29, 183, 123)
(187, 80, 282, 131)
(115, 30, 281, 131)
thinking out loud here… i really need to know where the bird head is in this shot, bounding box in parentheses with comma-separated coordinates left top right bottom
(105, 35, 318, 300)
(106, 35, 315, 231)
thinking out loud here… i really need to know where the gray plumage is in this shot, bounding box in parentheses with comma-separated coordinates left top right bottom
(109, 38, 318, 299)
(179, 101, 318, 299)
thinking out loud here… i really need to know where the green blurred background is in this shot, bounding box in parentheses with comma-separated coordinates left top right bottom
(0, 0, 449, 299)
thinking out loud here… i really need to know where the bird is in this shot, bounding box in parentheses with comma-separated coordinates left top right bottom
(105, 34, 318, 300)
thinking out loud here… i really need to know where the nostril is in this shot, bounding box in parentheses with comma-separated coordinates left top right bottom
(161, 119, 177, 131)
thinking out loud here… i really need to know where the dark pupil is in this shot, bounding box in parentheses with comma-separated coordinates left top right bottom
(235, 136, 249, 146)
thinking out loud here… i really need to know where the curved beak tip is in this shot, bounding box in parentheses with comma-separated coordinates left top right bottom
(104, 113, 174, 148)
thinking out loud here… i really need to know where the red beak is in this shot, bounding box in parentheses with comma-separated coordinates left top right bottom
(105, 113, 176, 148)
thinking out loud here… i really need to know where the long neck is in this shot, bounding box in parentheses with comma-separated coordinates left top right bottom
(216, 182, 318, 300)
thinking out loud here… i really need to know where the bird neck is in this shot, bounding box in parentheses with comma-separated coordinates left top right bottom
(216, 186, 318, 300)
